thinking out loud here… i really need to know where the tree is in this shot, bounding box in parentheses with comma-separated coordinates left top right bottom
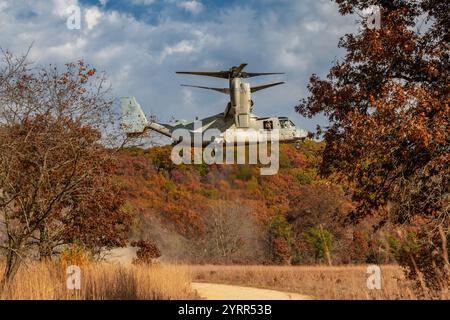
(131, 240, 161, 265)
(304, 226, 334, 266)
(0, 49, 131, 285)
(201, 201, 263, 264)
(266, 215, 294, 264)
(297, 0, 449, 289)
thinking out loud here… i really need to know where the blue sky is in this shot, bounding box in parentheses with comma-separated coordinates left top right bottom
(0, 0, 359, 133)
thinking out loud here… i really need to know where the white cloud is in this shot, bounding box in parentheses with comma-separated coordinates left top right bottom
(304, 20, 327, 32)
(0, 0, 9, 12)
(46, 38, 88, 60)
(178, 1, 203, 15)
(85, 7, 102, 30)
(130, 0, 156, 5)
(160, 40, 197, 61)
(52, 0, 79, 17)
(0, 0, 356, 132)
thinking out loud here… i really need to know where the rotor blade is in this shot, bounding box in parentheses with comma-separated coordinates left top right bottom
(241, 72, 285, 78)
(235, 63, 248, 73)
(250, 82, 285, 93)
(181, 84, 230, 94)
(176, 71, 230, 79)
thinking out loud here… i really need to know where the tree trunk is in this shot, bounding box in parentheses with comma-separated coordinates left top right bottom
(1, 246, 22, 290)
(319, 225, 332, 266)
(38, 224, 52, 261)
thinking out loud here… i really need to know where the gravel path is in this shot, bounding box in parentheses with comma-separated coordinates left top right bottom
(192, 282, 313, 300)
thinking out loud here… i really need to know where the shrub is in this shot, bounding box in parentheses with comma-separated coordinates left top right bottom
(350, 230, 370, 263)
(200, 188, 220, 200)
(304, 226, 333, 265)
(295, 169, 316, 185)
(131, 240, 161, 265)
(59, 244, 89, 269)
(235, 165, 255, 181)
(387, 227, 450, 296)
(278, 153, 292, 169)
(266, 215, 294, 264)
(148, 146, 175, 172)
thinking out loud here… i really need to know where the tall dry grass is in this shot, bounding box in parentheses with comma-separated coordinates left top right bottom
(0, 261, 197, 300)
(188, 265, 426, 300)
(3, 262, 447, 300)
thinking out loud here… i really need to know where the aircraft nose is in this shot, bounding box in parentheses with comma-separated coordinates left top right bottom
(295, 129, 307, 139)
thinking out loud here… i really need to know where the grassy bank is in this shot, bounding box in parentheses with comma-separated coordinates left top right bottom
(0, 262, 197, 300)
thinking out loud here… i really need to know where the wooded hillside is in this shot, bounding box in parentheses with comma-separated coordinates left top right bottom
(116, 142, 394, 265)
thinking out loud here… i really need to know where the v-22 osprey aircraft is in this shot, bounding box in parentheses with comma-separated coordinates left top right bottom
(120, 63, 307, 146)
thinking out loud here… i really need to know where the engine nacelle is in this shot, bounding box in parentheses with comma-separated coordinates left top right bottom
(233, 82, 251, 128)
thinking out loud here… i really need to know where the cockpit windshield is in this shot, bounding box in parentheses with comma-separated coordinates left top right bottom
(280, 119, 295, 129)
(280, 119, 290, 128)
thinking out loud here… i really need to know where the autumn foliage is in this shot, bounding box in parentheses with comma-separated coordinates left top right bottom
(115, 142, 378, 265)
(131, 240, 161, 265)
(0, 52, 131, 285)
(297, 0, 449, 291)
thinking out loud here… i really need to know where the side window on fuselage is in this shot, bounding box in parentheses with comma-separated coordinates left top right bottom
(263, 120, 273, 131)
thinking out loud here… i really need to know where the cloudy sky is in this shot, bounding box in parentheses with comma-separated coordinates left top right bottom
(0, 0, 359, 132)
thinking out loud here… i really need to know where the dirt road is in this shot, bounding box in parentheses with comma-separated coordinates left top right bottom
(192, 282, 313, 300)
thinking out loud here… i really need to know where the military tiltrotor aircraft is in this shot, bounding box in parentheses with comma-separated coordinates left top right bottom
(120, 63, 307, 146)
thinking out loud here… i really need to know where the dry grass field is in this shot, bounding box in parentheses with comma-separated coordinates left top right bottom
(1, 262, 447, 300)
(187, 265, 421, 300)
(0, 262, 197, 300)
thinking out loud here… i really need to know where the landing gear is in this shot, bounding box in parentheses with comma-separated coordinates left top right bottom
(295, 138, 306, 150)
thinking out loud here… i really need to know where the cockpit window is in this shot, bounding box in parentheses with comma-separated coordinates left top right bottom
(280, 119, 290, 129)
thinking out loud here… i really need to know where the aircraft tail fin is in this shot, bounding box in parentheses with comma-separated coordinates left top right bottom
(120, 97, 148, 134)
